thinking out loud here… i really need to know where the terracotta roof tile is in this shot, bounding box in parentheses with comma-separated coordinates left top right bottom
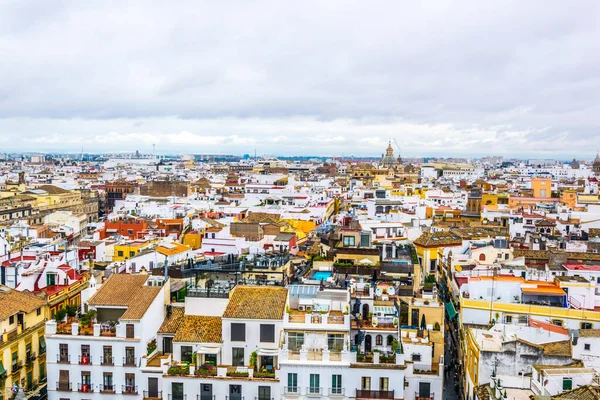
(88, 274, 162, 321)
(551, 385, 600, 399)
(0, 286, 46, 321)
(223, 286, 287, 320)
(173, 315, 222, 343)
(158, 306, 185, 334)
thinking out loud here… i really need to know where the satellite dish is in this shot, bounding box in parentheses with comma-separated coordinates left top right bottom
(388, 287, 396, 296)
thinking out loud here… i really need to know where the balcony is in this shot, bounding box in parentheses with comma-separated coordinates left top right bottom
(77, 383, 93, 393)
(11, 361, 23, 373)
(329, 388, 345, 396)
(56, 382, 72, 392)
(306, 387, 323, 397)
(26, 352, 37, 365)
(415, 393, 434, 400)
(122, 385, 138, 394)
(79, 355, 92, 365)
(143, 390, 162, 400)
(101, 356, 114, 365)
(167, 395, 187, 400)
(284, 386, 300, 395)
(124, 356, 137, 367)
(100, 384, 115, 393)
(196, 396, 215, 400)
(356, 389, 394, 399)
(57, 354, 70, 364)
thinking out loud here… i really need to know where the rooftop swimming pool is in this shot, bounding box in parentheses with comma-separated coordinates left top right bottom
(312, 271, 333, 281)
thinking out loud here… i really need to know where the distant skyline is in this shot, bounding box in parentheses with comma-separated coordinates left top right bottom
(1, 1, 599, 158)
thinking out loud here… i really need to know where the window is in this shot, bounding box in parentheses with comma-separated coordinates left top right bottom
(361, 377, 371, 390)
(376, 335, 383, 345)
(103, 346, 113, 365)
(37, 308, 41, 316)
(171, 382, 184, 400)
(126, 324, 134, 338)
(181, 346, 193, 363)
(287, 373, 298, 393)
(327, 334, 344, 352)
(260, 324, 275, 343)
(581, 322, 593, 330)
(125, 373, 135, 393)
(288, 332, 304, 351)
(380, 377, 389, 391)
(80, 345, 90, 364)
(504, 316, 512, 324)
(232, 348, 244, 366)
(412, 353, 421, 362)
(258, 386, 271, 400)
(117, 251, 124, 257)
(551, 319, 564, 327)
(518, 315, 528, 324)
(309, 374, 320, 394)
(563, 378, 572, 391)
(229, 384, 242, 400)
(387, 335, 394, 346)
(332, 375, 342, 394)
(419, 382, 431, 398)
(429, 259, 436, 272)
(102, 372, 113, 392)
(9, 315, 14, 325)
(231, 323, 246, 341)
(59, 343, 69, 363)
(125, 347, 136, 366)
(81, 371, 91, 388)
(479, 254, 486, 262)
(343, 236, 355, 247)
(200, 383, 213, 400)
(584, 343, 591, 351)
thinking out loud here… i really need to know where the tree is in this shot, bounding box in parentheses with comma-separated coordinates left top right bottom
(65, 304, 78, 318)
(54, 308, 67, 323)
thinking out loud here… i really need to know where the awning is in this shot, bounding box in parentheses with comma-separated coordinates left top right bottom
(446, 302, 457, 320)
(0, 361, 5, 376)
(522, 287, 566, 296)
(373, 306, 396, 316)
(257, 348, 280, 356)
(197, 347, 220, 355)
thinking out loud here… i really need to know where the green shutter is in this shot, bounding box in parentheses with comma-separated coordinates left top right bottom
(0, 361, 6, 376)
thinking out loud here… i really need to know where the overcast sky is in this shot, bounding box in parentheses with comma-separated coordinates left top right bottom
(1, 1, 599, 159)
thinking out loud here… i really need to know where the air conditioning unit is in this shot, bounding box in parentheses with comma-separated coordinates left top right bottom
(298, 305, 306, 312)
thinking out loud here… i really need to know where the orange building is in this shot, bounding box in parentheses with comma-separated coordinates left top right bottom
(531, 177, 552, 198)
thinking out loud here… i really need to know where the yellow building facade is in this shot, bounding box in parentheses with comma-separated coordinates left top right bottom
(0, 288, 48, 399)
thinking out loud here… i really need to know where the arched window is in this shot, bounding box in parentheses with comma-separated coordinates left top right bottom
(376, 335, 383, 346)
(479, 253, 486, 262)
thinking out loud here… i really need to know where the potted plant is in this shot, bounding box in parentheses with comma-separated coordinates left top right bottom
(54, 308, 67, 324)
(249, 351, 257, 371)
(393, 318, 399, 327)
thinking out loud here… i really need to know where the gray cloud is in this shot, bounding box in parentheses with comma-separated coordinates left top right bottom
(0, 0, 599, 158)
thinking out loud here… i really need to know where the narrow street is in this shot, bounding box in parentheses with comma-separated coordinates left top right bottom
(444, 328, 461, 400)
